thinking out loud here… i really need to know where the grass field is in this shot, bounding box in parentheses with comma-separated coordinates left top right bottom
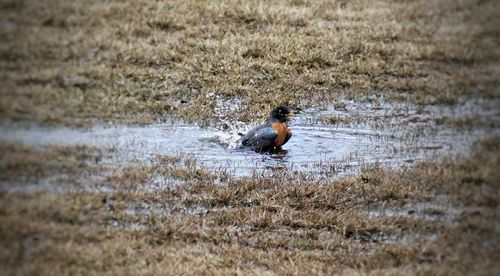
(1, 0, 499, 126)
(1, 0, 499, 274)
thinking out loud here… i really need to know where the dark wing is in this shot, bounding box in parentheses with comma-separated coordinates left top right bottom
(241, 126, 259, 146)
(242, 125, 277, 149)
(241, 124, 267, 145)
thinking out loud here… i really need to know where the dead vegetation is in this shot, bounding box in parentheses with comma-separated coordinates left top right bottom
(0, 137, 498, 274)
(1, 0, 499, 126)
(1, 0, 499, 274)
(0, 143, 107, 189)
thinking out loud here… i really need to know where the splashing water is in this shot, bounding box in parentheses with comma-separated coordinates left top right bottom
(1, 98, 498, 178)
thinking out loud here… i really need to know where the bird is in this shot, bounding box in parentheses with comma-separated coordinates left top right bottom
(240, 105, 293, 152)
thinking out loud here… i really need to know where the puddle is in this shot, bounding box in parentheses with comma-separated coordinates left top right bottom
(1, 98, 499, 182)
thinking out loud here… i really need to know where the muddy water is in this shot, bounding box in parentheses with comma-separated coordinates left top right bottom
(1, 98, 499, 178)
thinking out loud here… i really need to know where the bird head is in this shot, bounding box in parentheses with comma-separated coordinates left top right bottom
(269, 105, 292, 123)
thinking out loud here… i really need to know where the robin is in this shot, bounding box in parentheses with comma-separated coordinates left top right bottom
(240, 105, 293, 152)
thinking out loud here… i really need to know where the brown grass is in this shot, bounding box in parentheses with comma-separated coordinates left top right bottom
(0, 143, 108, 188)
(1, 0, 499, 126)
(0, 137, 498, 274)
(1, 0, 499, 274)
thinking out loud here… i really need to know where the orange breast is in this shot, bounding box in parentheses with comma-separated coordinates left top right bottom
(271, 123, 288, 147)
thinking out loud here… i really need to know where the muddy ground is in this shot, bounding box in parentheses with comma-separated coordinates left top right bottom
(1, 0, 499, 275)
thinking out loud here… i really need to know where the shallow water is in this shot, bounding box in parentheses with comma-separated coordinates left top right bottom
(1, 98, 498, 178)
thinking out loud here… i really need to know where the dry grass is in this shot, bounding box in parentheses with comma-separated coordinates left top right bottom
(1, 0, 499, 126)
(1, 0, 499, 274)
(0, 137, 498, 274)
(0, 143, 108, 190)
